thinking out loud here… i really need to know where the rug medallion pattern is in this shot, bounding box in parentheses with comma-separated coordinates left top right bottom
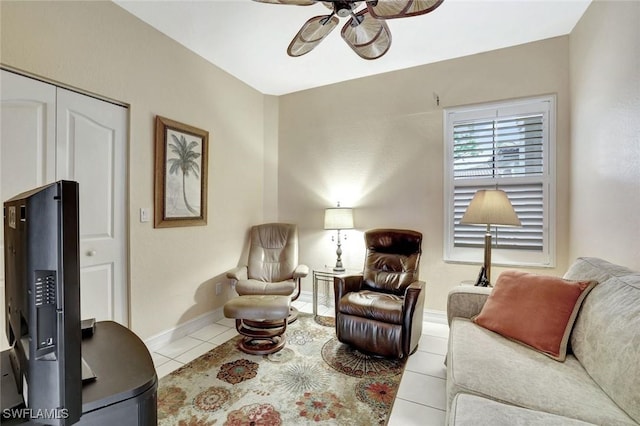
(157, 314, 407, 425)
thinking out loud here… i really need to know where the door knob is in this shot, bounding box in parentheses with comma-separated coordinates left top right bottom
(87, 250, 96, 257)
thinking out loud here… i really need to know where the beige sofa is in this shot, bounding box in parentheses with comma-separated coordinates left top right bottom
(445, 257, 640, 425)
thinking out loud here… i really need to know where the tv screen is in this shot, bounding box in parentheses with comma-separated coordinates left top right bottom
(3, 180, 82, 425)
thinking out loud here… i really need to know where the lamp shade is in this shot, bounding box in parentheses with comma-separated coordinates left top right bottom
(324, 207, 354, 230)
(460, 190, 521, 227)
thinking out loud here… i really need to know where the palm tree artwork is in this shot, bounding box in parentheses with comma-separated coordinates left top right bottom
(166, 132, 201, 216)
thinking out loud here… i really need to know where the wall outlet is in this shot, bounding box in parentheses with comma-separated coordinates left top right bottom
(215, 282, 222, 296)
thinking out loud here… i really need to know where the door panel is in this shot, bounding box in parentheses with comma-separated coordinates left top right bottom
(0, 71, 129, 342)
(79, 264, 114, 321)
(56, 88, 128, 325)
(65, 109, 115, 239)
(0, 71, 56, 262)
(0, 70, 56, 350)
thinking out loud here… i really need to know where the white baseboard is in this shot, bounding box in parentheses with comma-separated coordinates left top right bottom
(424, 309, 447, 325)
(144, 293, 447, 352)
(297, 289, 314, 304)
(144, 307, 226, 352)
(144, 292, 315, 352)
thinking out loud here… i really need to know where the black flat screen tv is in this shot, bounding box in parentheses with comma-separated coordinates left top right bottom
(3, 180, 82, 425)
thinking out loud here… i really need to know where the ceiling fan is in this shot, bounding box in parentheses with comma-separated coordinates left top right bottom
(254, 0, 444, 60)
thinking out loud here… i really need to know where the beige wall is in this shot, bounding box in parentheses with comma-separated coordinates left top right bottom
(0, 1, 266, 339)
(278, 37, 572, 311)
(2, 0, 637, 340)
(569, 0, 640, 270)
(263, 95, 280, 222)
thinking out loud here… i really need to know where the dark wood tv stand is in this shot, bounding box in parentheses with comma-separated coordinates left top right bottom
(1, 321, 157, 425)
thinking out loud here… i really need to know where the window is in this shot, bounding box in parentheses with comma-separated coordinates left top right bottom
(444, 96, 555, 267)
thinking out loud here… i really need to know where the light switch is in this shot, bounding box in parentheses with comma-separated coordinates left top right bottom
(140, 208, 150, 223)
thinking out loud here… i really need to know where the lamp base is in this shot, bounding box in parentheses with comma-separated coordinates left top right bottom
(483, 227, 492, 284)
(333, 231, 345, 274)
(474, 266, 491, 287)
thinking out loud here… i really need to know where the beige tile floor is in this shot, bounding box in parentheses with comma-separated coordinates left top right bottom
(150, 300, 449, 425)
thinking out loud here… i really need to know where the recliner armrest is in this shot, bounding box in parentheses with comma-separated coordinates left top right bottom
(403, 280, 426, 356)
(446, 286, 492, 326)
(403, 280, 425, 303)
(226, 266, 248, 281)
(293, 264, 309, 279)
(333, 274, 364, 307)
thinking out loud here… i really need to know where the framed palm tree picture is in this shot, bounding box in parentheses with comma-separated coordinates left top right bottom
(154, 116, 208, 228)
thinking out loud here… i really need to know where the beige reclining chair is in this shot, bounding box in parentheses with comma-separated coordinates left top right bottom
(227, 223, 308, 323)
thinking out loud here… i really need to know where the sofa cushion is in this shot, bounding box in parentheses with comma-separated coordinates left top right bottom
(572, 274, 640, 423)
(473, 271, 596, 361)
(447, 318, 637, 425)
(449, 393, 595, 426)
(564, 258, 640, 423)
(563, 256, 634, 283)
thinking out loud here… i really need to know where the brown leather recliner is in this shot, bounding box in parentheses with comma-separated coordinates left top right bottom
(333, 229, 424, 358)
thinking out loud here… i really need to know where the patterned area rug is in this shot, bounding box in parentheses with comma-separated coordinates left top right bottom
(158, 314, 407, 425)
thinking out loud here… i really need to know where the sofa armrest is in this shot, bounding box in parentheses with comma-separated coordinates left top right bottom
(226, 266, 248, 281)
(447, 286, 492, 326)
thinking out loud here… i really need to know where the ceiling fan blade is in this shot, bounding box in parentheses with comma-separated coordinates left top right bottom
(253, 0, 316, 5)
(366, 0, 444, 19)
(287, 15, 340, 57)
(321, 2, 335, 10)
(341, 10, 391, 60)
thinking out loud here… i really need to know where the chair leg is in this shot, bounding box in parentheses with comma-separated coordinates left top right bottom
(235, 318, 287, 355)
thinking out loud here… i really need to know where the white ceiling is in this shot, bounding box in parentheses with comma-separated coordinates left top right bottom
(115, 0, 591, 95)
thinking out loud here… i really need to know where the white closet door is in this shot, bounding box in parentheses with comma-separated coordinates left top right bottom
(0, 71, 56, 200)
(56, 88, 128, 326)
(1, 71, 129, 337)
(0, 70, 57, 350)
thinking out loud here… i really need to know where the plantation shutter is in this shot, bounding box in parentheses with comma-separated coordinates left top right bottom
(444, 96, 555, 267)
(452, 114, 544, 179)
(453, 183, 544, 250)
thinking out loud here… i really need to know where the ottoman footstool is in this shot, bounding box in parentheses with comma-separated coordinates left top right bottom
(223, 295, 290, 355)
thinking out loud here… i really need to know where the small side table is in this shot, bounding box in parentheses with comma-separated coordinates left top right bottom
(312, 268, 360, 316)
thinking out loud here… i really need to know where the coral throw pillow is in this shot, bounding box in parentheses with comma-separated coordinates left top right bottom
(473, 270, 597, 361)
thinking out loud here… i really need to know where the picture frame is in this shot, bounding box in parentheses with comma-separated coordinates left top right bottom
(154, 116, 208, 228)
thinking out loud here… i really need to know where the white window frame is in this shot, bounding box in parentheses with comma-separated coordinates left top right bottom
(443, 95, 556, 268)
